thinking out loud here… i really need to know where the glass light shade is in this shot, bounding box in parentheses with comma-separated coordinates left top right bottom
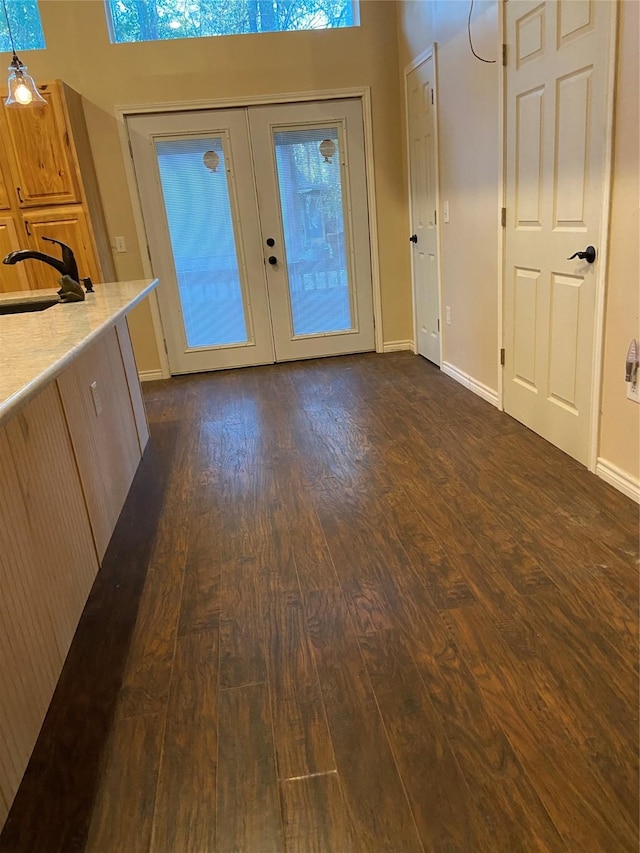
(5, 60, 47, 108)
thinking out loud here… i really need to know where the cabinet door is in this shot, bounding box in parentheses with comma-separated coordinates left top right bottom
(22, 205, 99, 290)
(2, 82, 81, 208)
(0, 109, 14, 211)
(57, 327, 141, 559)
(0, 156, 11, 211)
(0, 215, 29, 292)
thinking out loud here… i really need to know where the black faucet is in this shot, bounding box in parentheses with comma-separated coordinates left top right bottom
(3, 237, 94, 300)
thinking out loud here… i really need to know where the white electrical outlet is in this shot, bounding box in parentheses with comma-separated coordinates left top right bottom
(114, 236, 127, 253)
(90, 380, 103, 416)
(443, 201, 450, 224)
(446, 306, 452, 325)
(627, 381, 640, 404)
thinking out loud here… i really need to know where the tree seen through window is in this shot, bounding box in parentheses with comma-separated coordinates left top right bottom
(0, 1, 45, 52)
(105, 0, 357, 43)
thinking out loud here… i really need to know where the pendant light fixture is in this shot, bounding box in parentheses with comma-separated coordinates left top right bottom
(1, 0, 46, 107)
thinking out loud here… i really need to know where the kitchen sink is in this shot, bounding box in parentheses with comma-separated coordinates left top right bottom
(0, 297, 59, 315)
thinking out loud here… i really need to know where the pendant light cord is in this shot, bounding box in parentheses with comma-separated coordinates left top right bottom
(1, 0, 18, 55)
(468, 0, 496, 64)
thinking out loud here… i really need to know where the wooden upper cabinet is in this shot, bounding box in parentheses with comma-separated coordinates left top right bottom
(22, 206, 99, 290)
(2, 82, 81, 208)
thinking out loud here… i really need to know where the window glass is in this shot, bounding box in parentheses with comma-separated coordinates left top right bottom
(0, 0, 45, 52)
(105, 0, 357, 44)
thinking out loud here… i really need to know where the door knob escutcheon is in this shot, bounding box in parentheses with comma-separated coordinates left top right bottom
(568, 245, 596, 264)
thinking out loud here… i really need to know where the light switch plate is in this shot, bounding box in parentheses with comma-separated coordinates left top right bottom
(114, 236, 127, 253)
(627, 381, 640, 403)
(443, 201, 450, 224)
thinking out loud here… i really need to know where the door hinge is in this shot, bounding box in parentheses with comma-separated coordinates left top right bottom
(502, 44, 507, 67)
(128, 139, 134, 159)
(434, 210, 437, 225)
(431, 88, 434, 105)
(437, 318, 440, 332)
(501, 207, 506, 227)
(500, 348, 505, 366)
(145, 243, 152, 264)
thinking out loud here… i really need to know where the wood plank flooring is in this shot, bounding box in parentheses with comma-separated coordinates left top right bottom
(1, 352, 638, 852)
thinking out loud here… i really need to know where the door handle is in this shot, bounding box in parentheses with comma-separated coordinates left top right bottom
(268, 255, 278, 265)
(409, 234, 418, 243)
(567, 245, 596, 263)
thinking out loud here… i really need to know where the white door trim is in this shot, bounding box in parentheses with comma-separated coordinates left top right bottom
(115, 86, 383, 378)
(497, 0, 505, 411)
(403, 44, 444, 365)
(501, 1, 618, 473)
(587, 3, 619, 472)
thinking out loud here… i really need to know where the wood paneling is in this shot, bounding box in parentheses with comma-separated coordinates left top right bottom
(116, 318, 150, 452)
(0, 383, 98, 828)
(57, 326, 141, 559)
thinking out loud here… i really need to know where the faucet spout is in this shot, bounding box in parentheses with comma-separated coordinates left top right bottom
(2, 237, 86, 302)
(3, 249, 68, 278)
(3, 235, 80, 284)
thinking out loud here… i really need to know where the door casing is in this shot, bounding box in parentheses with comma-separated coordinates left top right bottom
(116, 88, 384, 380)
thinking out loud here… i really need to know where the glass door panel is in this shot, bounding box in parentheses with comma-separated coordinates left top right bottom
(249, 99, 375, 361)
(155, 136, 248, 349)
(127, 109, 274, 374)
(273, 126, 353, 336)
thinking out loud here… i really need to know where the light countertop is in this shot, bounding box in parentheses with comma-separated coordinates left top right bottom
(0, 279, 158, 426)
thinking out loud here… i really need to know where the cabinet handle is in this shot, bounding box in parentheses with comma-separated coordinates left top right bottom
(16, 187, 23, 204)
(24, 221, 31, 238)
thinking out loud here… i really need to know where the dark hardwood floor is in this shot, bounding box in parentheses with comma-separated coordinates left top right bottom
(1, 352, 638, 852)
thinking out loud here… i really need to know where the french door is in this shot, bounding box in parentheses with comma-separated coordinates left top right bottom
(128, 99, 374, 374)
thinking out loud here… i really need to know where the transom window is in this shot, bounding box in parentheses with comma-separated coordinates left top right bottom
(105, 0, 358, 44)
(0, 0, 45, 52)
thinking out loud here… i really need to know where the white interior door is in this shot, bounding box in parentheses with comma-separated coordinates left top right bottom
(128, 99, 374, 374)
(504, 0, 615, 465)
(407, 53, 441, 365)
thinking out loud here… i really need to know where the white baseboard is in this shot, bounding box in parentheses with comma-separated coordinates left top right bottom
(596, 458, 640, 503)
(441, 361, 499, 408)
(139, 369, 164, 382)
(383, 340, 415, 353)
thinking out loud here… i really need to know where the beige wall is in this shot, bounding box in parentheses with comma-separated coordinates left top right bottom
(398, 0, 501, 391)
(599, 0, 640, 482)
(398, 0, 639, 486)
(25, 0, 411, 370)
